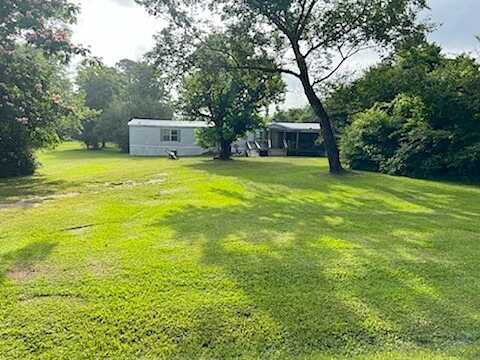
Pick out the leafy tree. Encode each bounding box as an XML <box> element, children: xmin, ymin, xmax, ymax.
<box><xmin>332</xmin><ymin>42</ymin><xmax>480</xmax><ymax>179</ymax></box>
<box><xmin>0</xmin><ymin>48</ymin><xmax>83</xmax><ymax>176</ymax></box>
<box><xmin>76</xmin><ymin>62</ymin><xmax>123</xmax><ymax>111</ymax></box>
<box><xmin>101</xmin><ymin>97</ymin><xmax>172</xmax><ymax>153</ymax></box>
<box><xmin>73</xmin><ymin>111</ymin><xmax>104</xmax><ymax>150</ymax></box>
<box><xmin>116</xmin><ymin>59</ymin><xmax>170</xmax><ymax>107</ymax></box>
<box><xmin>342</xmin><ymin>91</ymin><xmax>480</xmax><ymax>179</ymax></box>
<box><xmin>75</xmin><ymin>62</ymin><xmax>124</xmax><ymax>148</ymax></box>
<box><xmin>325</xmin><ymin>42</ymin><xmax>444</xmax><ymax>131</ymax></box>
<box><xmin>99</xmin><ymin>99</ymin><xmax>130</xmax><ymax>152</ymax></box>
<box><xmin>0</xmin><ymin>0</ymin><xmax>86</xmax><ymax>177</ymax></box>
<box><xmin>58</xmin><ymin>94</ymin><xmax>99</xmax><ymax>143</ymax></box>
<box><xmin>177</xmin><ymin>34</ymin><xmax>285</xmax><ymax>160</ymax></box>
<box><xmin>138</xmin><ymin>0</ymin><xmax>429</xmax><ymax>174</ymax></box>
<box><xmin>271</xmin><ymin>106</ymin><xmax>315</xmax><ymax>123</ymax></box>
<box><xmin>75</xmin><ymin>59</ymin><xmax>172</xmax><ymax>152</ymax></box>
<box><xmin>1</xmin><ymin>0</ymin><xmax>85</xmax><ymax>61</ymax></box>
<box><xmin>107</xmin><ymin>59</ymin><xmax>173</xmax><ymax>152</ymax></box>
<box><xmin>341</xmin><ymin>95</ymin><xmax>426</xmax><ymax>173</ymax></box>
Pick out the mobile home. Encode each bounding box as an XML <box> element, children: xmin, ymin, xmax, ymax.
<box><xmin>128</xmin><ymin>118</ymin><xmax>324</xmax><ymax>157</ymax></box>
<box><xmin>128</xmin><ymin>118</ymin><xmax>211</xmax><ymax>156</ymax></box>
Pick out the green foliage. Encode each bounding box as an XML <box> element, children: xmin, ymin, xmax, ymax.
<box><xmin>178</xmin><ymin>34</ymin><xmax>285</xmax><ymax>159</ymax></box>
<box><xmin>0</xmin><ymin>119</ymin><xmax>37</xmax><ymax>177</ymax></box>
<box><xmin>195</xmin><ymin>127</ymin><xmax>217</xmax><ymax>150</ymax></box>
<box><xmin>75</xmin><ymin>62</ymin><xmax>123</xmax><ymax>149</ymax></box>
<box><xmin>105</xmin><ymin>60</ymin><xmax>172</xmax><ymax>152</ymax></box>
<box><xmin>76</xmin><ymin>62</ymin><xmax>123</xmax><ymax>112</ymax></box>
<box><xmin>99</xmin><ymin>99</ymin><xmax>130</xmax><ymax>152</ymax></box>
<box><xmin>341</xmin><ymin>106</ymin><xmax>400</xmax><ymax>172</ymax></box>
<box><xmin>55</xmin><ymin>93</ymin><xmax>97</xmax><ymax>141</ymax></box>
<box><xmin>332</xmin><ymin>42</ymin><xmax>480</xmax><ymax>179</ymax></box>
<box><xmin>75</xmin><ymin>60</ymin><xmax>172</xmax><ymax>152</ymax></box>
<box><xmin>325</xmin><ymin>43</ymin><xmax>444</xmax><ymax>131</ymax></box>
<box><xmin>1</xmin><ymin>0</ymin><xmax>86</xmax><ymax>61</ymax></box>
<box><xmin>342</xmin><ymin>93</ymin><xmax>480</xmax><ymax>179</ymax></box>
<box><xmin>0</xmin><ymin>0</ymin><xmax>84</xmax><ymax>177</ymax></box>
<box><xmin>271</xmin><ymin>106</ymin><xmax>316</xmax><ymax>123</ymax></box>
<box><xmin>141</xmin><ymin>0</ymin><xmax>429</xmax><ymax>86</ymax></box>
<box><xmin>139</xmin><ymin>0</ymin><xmax>430</xmax><ymax>172</ymax></box>
<box><xmin>0</xmin><ymin>47</ymin><xmax>80</xmax><ymax>177</ymax></box>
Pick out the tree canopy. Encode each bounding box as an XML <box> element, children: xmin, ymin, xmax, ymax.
<box><xmin>0</xmin><ymin>0</ymin><xmax>86</xmax><ymax>177</ymax></box>
<box><xmin>337</xmin><ymin>42</ymin><xmax>480</xmax><ymax>179</ymax></box>
<box><xmin>271</xmin><ymin>106</ymin><xmax>315</xmax><ymax>123</ymax></box>
<box><xmin>178</xmin><ymin>34</ymin><xmax>285</xmax><ymax>160</ymax></box>
<box><xmin>138</xmin><ymin>0</ymin><xmax>430</xmax><ymax>173</ymax></box>
<box><xmin>74</xmin><ymin>59</ymin><xmax>172</xmax><ymax>151</ymax></box>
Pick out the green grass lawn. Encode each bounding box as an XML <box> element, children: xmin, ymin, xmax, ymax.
<box><xmin>1</xmin><ymin>142</ymin><xmax>479</xmax><ymax>359</ymax></box>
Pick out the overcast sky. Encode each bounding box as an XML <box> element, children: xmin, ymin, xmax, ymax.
<box><xmin>72</xmin><ymin>0</ymin><xmax>479</xmax><ymax>108</ymax></box>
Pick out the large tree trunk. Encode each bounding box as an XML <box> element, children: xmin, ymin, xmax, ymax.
<box><xmin>302</xmin><ymin>80</ymin><xmax>343</xmax><ymax>174</ymax></box>
<box><xmin>290</xmin><ymin>40</ymin><xmax>343</xmax><ymax>174</ymax></box>
<box><xmin>218</xmin><ymin>140</ymin><xmax>232</xmax><ymax>160</ymax></box>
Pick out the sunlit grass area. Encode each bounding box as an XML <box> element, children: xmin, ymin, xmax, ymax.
<box><xmin>0</xmin><ymin>142</ymin><xmax>479</xmax><ymax>359</ymax></box>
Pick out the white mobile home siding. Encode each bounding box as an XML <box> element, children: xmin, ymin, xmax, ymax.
<box><xmin>129</xmin><ymin>119</ymin><xmax>210</xmax><ymax>156</ymax></box>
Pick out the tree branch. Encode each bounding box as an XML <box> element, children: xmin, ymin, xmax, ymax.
<box><xmin>248</xmin><ymin>0</ymin><xmax>291</xmax><ymax>35</ymax></box>
<box><xmin>303</xmin><ymin>2</ymin><xmax>370</xmax><ymax>59</ymax></box>
<box><xmin>297</xmin><ymin>0</ymin><xmax>318</xmax><ymax>37</ymax></box>
<box><xmin>230</xmin><ymin>65</ymin><xmax>300</xmax><ymax>78</ymax></box>
<box><xmin>312</xmin><ymin>46</ymin><xmax>369</xmax><ymax>86</ymax></box>
<box><xmin>295</xmin><ymin>0</ymin><xmax>309</xmax><ymax>33</ymax></box>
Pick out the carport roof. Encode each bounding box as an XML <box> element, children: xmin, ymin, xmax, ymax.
<box><xmin>268</xmin><ymin>122</ymin><xmax>321</xmax><ymax>132</ymax></box>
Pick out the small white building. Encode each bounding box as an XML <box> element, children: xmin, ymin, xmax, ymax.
<box><xmin>128</xmin><ymin>118</ymin><xmax>211</xmax><ymax>156</ymax></box>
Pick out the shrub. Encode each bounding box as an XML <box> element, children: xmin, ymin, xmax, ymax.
<box><xmin>449</xmin><ymin>143</ymin><xmax>480</xmax><ymax>178</ymax></box>
<box><xmin>74</xmin><ymin>117</ymin><xmax>103</xmax><ymax>150</ymax></box>
<box><xmin>342</xmin><ymin>94</ymin><xmax>480</xmax><ymax>179</ymax></box>
<box><xmin>0</xmin><ymin>126</ymin><xmax>37</xmax><ymax>178</ymax></box>
<box><xmin>341</xmin><ymin>106</ymin><xmax>401</xmax><ymax>172</ymax></box>
<box><xmin>330</xmin><ymin>43</ymin><xmax>480</xmax><ymax>179</ymax></box>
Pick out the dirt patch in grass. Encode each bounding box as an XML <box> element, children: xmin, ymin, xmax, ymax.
<box><xmin>0</xmin><ymin>174</ymin><xmax>168</xmax><ymax>211</ymax></box>
<box><xmin>8</xmin><ymin>262</ymin><xmax>82</xmax><ymax>284</ymax></box>
<box><xmin>104</xmin><ymin>173</ymin><xmax>167</xmax><ymax>189</ymax></box>
<box><xmin>18</xmin><ymin>293</ymin><xmax>84</xmax><ymax>305</ymax></box>
<box><xmin>88</xmin><ymin>260</ymin><xmax>113</xmax><ymax>278</ymax></box>
<box><xmin>0</xmin><ymin>192</ymin><xmax>80</xmax><ymax>211</ymax></box>
<box><xmin>0</xmin><ymin>198</ymin><xmax>43</xmax><ymax>210</ymax></box>
<box><xmin>157</xmin><ymin>189</ymin><xmax>181</xmax><ymax>196</ymax></box>
<box><xmin>145</xmin><ymin>178</ymin><xmax>167</xmax><ymax>185</ymax></box>
<box><xmin>108</xmin><ymin>180</ymin><xmax>138</xmax><ymax>187</ymax></box>
<box><xmin>7</xmin><ymin>263</ymin><xmax>52</xmax><ymax>283</ymax></box>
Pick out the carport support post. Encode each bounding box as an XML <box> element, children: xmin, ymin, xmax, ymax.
<box><xmin>296</xmin><ymin>132</ymin><xmax>299</xmax><ymax>150</ymax></box>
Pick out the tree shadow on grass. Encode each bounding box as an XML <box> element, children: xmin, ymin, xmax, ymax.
<box><xmin>43</xmin><ymin>146</ymin><xmax>168</xmax><ymax>162</ymax></box>
<box><xmin>187</xmin><ymin>158</ymin><xmax>480</xmax><ymax>227</ymax></box>
<box><xmin>40</xmin><ymin>145</ymin><xmax>127</xmax><ymax>160</ymax></box>
<box><xmin>0</xmin><ymin>242</ymin><xmax>57</xmax><ymax>284</ymax></box>
<box><xmin>149</xmin><ymin>161</ymin><xmax>480</xmax><ymax>356</ymax></box>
